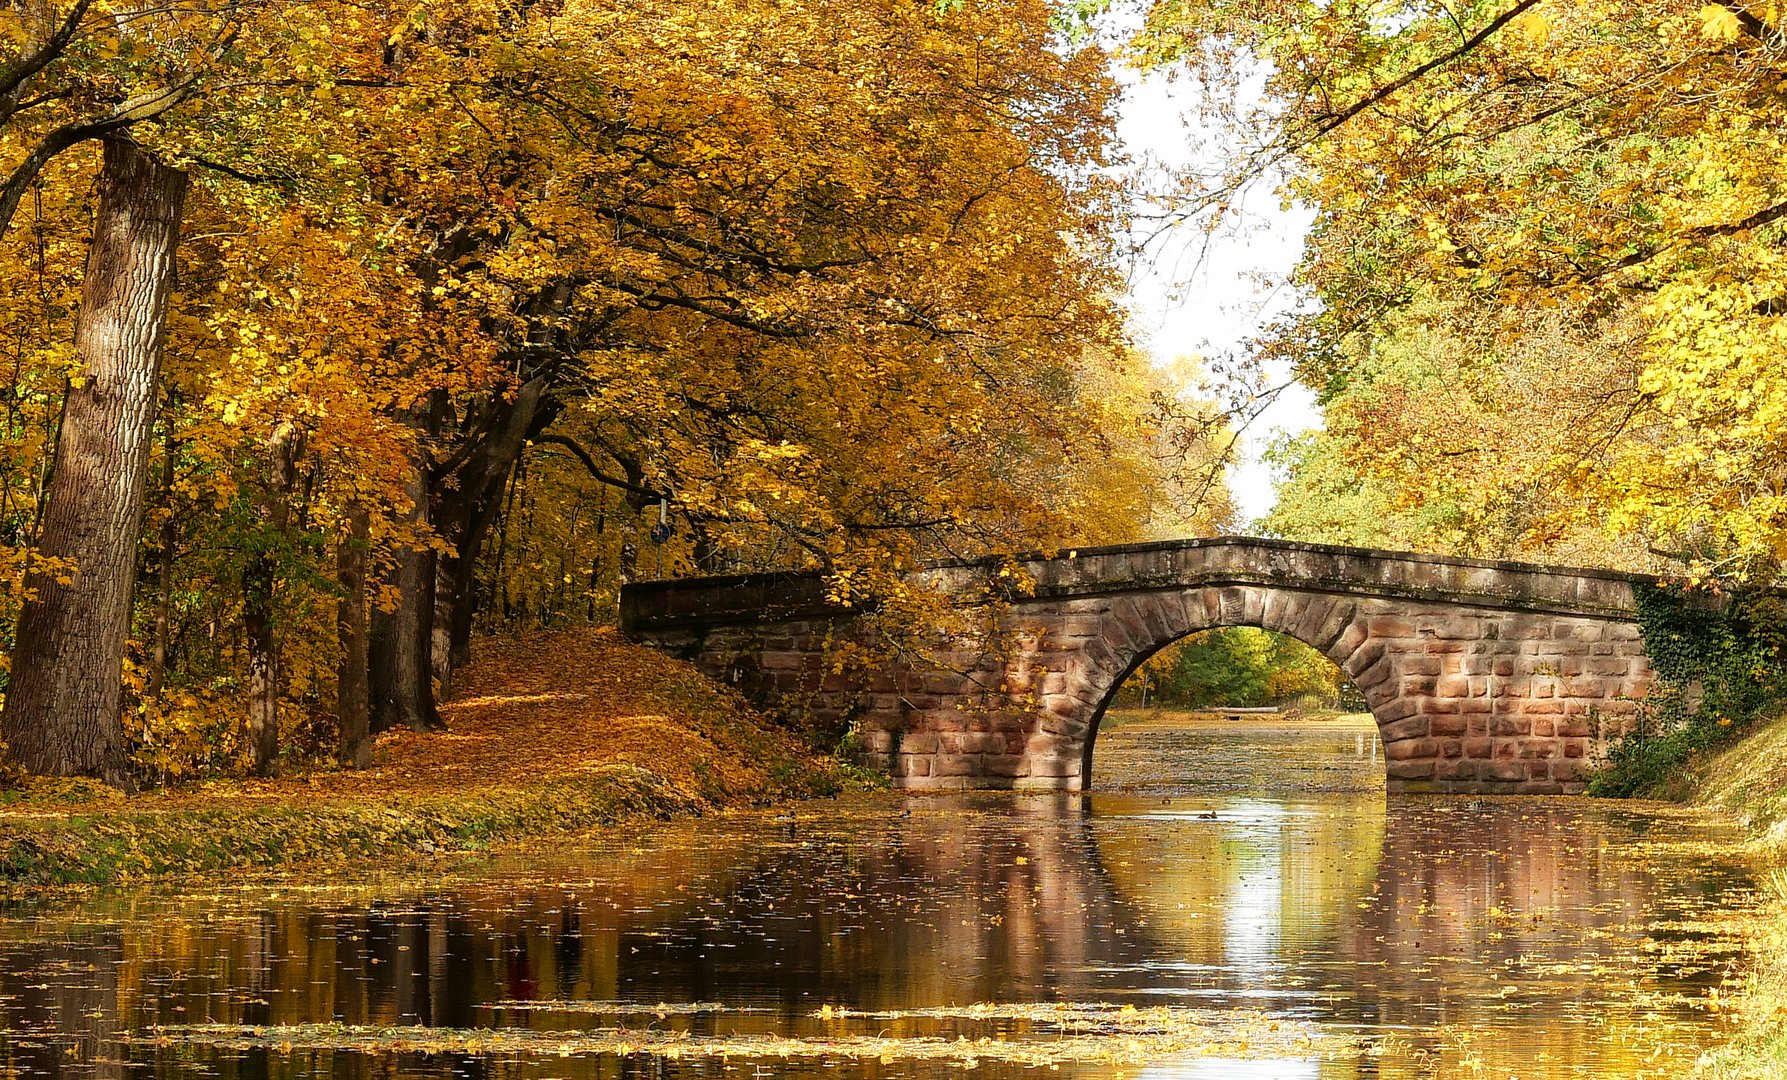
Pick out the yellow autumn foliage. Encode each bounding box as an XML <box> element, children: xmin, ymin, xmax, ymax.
<box><xmin>1136</xmin><ymin>0</ymin><xmax>1787</xmax><ymax>582</ymax></box>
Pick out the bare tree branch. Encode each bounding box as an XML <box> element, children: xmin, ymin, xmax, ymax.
<box><xmin>1305</xmin><ymin>0</ymin><xmax>1547</xmax><ymax>141</ymax></box>
<box><xmin>533</xmin><ymin>433</ymin><xmax>666</xmax><ymax>499</ymax></box>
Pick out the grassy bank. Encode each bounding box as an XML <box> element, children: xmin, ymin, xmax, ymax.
<box><xmin>1657</xmin><ymin>713</ymin><xmax>1787</xmax><ymax>859</ymax></box>
<box><xmin>1657</xmin><ymin>714</ymin><xmax>1787</xmax><ymax>1077</ymax></box>
<box><xmin>0</xmin><ymin>628</ymin><xmax>850</xmax><ymax>895</ymax></box>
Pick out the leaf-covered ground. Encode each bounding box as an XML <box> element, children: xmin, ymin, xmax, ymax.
<box><xmin>0</xmin><ymin>628</ymin><xmax>848</xmax><ymax>894</ymax></box>
<box><xmin>1661</xmin><ymin>712</ymin><xmax>1787</xmax><ymax>859</ymax></box>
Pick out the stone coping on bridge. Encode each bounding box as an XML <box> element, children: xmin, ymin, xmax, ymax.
<box><xmin>619</xmin><ymin>536</ymin><xmax>1649</xmax><ymax>634</ymax></box>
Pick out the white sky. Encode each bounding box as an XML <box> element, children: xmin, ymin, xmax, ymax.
<box><xmin>1114</xmin><ymin>69</ymin><xmax>1322</xmax><ymax>527</ymax></box>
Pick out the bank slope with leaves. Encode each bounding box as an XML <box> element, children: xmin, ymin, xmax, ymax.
<box><xmin>0</xmin><ymin>629</ymin><xmax>851</xmax><ymax>893</ymax></box>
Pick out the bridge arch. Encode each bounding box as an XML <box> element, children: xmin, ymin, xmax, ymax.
<box><xmin>621</xmin><ymin>538</ymin><xmax>1656</xmax><ymax>795</ymax></box>
<box><xmin>1072</xmin><ymin>587</ymin><xmax>1378</xmax><ymax>788</ymax></box>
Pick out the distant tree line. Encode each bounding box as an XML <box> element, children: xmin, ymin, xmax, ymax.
<box><xmin>1121</xmin><ymin>628</ymin><xmax>1360</xmax><ymax>711</ymax></box>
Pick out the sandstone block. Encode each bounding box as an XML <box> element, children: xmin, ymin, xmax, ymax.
<box><xmin>1437</xmin><ymin>758</ymin><xmax>1478</xmax><ymax>779</ymax></box>
<box><xmin>1370</xmin><ymin>616</ymin><xmax>1415</xmax><ymax>637</ymax></box>
<box><xmin>1560</xmin><ymin>677</ymin><xmax>1607</xmax><ymax>699</ymax></box>
<box><xmin>1490</xmin><ymin>715</ymin><xmax>1531</xmax><ymax>737</ymax></box>
<box><xmin>1382</xmin><ymin>716</ymin><xmax>1430</xmax><ymax>742</ymax></box>
<box><xmin>1312</xmin><ymin>601</ymin><xmax>1360</xmax><ymax>654</ymax></box>
<box><xmin>1387</xmin><ymin>760</ymin><xmax>1435</xmax><ymax>780</ymax></box>
<box><xmin>1431</xmin><ymin>619</ymin><xmax>1484</xmax><ymax>640</ymax></box>
<box><xmin>984</xmin><ymin>754</ymin><xmax>1031</xmax><ymax>777</ymax></box>
<box><xmin>1327</xmin><ymin>621</ymin><xmax>1368</xmax><ymax>664</ymax></box>
<box><xmin>1484</xmin><ymin>760</ymin><xmax>1527</xmax><ymax>782</ymax></box>
<box><xmin>1558</xmin><ymin>716</ymin><xmax>1593</xmax><ymax>738</ymax></box>
<box><xmin>1431</xmin><ymin>714</ymin><xmax>1469</xmax><ymax>737</ymax></box>
<box><xmin>934</xmin><ymin>754</ymin><xmax>980</xmax><ymax>777</ymax></box>
<box><xmin>1435</xmin><ymin>675</ymin><xmax>1472</xmax><ymax>698</ymax></box>
<box><xmin>943</xmin><ymin>732</ymin><xmax>1005</xmax><ymax>754</ymax></box>
<box><xmin>1355</xmin><ymin>655</ymin><xmax>1394</xmax><ymax>697</ymax></box>
<box><xmin>899</xmin><ymin>732</ymin><xmax>940</xmax><ymax>754</ymax></box>
<box><xmin>1384</xmin><ymin>736</ymin><xmax>1437</xmax><ymax>760</ymax></box>
<box><xmin>1288</xmin><ymin>595</ymin><xmax>1338</xmax><ymax>646</ymax></box>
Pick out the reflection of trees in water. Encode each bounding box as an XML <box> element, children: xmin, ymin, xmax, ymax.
<box><xmin>0</xmin><ymin>801</ymin><xmax>1139</xmax><ymax>1066</ymax></box>
<box><xmin>0</xmin><ymin>931</ymin><xmax>124</xmax><ymax>1080</ymax></box>
<box><xmin>1089</xmin><ymin>716</ymin><xmax>1385</xmax><ymax>796</ymax></box>
<box><xmin>0</xmin><ymin>796</ymin><xmax>1756</xmax><ymax>1079</ymax></box>
<box><xmin>1324</xmin><ymin>800</ymin><xmax>1753</xmax><ymax>1068</ymax></box>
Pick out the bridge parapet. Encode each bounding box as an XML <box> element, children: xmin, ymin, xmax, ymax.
<box><xmin>620</xmin><ymin>538</ymin><xmax>1656</xmax><ymax>795</ymax></box>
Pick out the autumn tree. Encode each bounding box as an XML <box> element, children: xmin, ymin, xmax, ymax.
<box><xmin>322</xmin><ymin>0</ymin><xmax>1226</xmax><ymax>722</ymax></box>
<box><xmin>0</xmin><ymin>0</ymin><xmax>1236</xmax><ymax>782</ymax></box>
<box><xmin>1132</xmin><ymin>0</ymin><xmax>1787</xmax><ymax>581</ymax></box>
<box><xmin>0</xmin><ymin>0</ymin><xmax>380</xmax><ymax>777</ymax></box>
<box><xmin>3</xmin><ymin>138</ymin><xmax>185</xmax><ymax>781</ymax></box>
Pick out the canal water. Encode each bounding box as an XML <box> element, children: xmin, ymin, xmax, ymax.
<box><xmin>0</xmin><ymin>712</ymin><xmax>1764</xmax><ymax>1078</ymax></box>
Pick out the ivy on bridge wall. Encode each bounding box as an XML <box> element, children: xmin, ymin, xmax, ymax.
<box><xmin>1591</xmin><ymin>584</ymin><xmax>1787</xmax><ymax>796</ymax></box>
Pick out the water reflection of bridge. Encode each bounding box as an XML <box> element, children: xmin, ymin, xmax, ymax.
<box><xmin>0</xmin><ymin>792</ymin><xmax>1751</xmax><ymax>1078</ymax></box>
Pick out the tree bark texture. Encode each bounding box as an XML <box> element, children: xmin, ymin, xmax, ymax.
<box><xmin>336</xmin><ymin>503</ymin><xmax>372</xmax><ymax>768</ymax></box>
<box><xmin>2</xmin><ymin>138</ymin><xmax>186</xmax><ymax>783</ymax></box>
<box><xmin>243</xmin><ymin>421</ymin><xmax>304</xmax><ymax>776</ymax></box>
<box><xmin>371</xmin><ymin>436</ymin><xmax>443</xmax><ymax>733</ymax></box>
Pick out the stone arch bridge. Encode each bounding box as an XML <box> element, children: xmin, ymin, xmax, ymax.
<box><xmin>619</xmin><ymin>538</ymin><xmax>1655</xmax><ymax>795</ymax></box>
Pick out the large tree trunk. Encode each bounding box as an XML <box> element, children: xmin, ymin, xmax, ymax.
<box><xmin>2</xmin><ymin>138</ymin><xmax>186</xmax><ymax>783</ymax></box>
<box><xmin>429</xmin><ymin>377</ymin><xmax>554</xmax><ymax>692</ymax></box>
<box><xmin>370</xmin><ymin>438</ymin><xmax>443</xmax><ymax>733</ymax></box>
<box><xmin>336</xmin><ymin>503</ymin><xmax>372</xmax><ymax>768</ymax></box>
<box><xmin>243</xmin><ymin>421</ymin><xmax>305</xmax><ymax>777</ymax></box>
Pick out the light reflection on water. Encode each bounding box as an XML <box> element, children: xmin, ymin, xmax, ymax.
<box><xmin>1140</xmin><ymin>1061</ymin><xmax>1325</xmax><ymax>1079</ymax></box>
<box><xmin>0</xmin><ymin>713</ymin><xmax>1761</xmax><ymax>1079</ymax></box>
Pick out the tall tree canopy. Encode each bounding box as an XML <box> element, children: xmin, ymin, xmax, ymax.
<box><xmin>1134</xmin><ymin>0</ymin><xmax>1787</xmax><ymax>580</ymax></box>
<box><xmin>0</xmin><ymin>0</ymin><xmax>1234</xmax><ymax>780</ymax></box>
